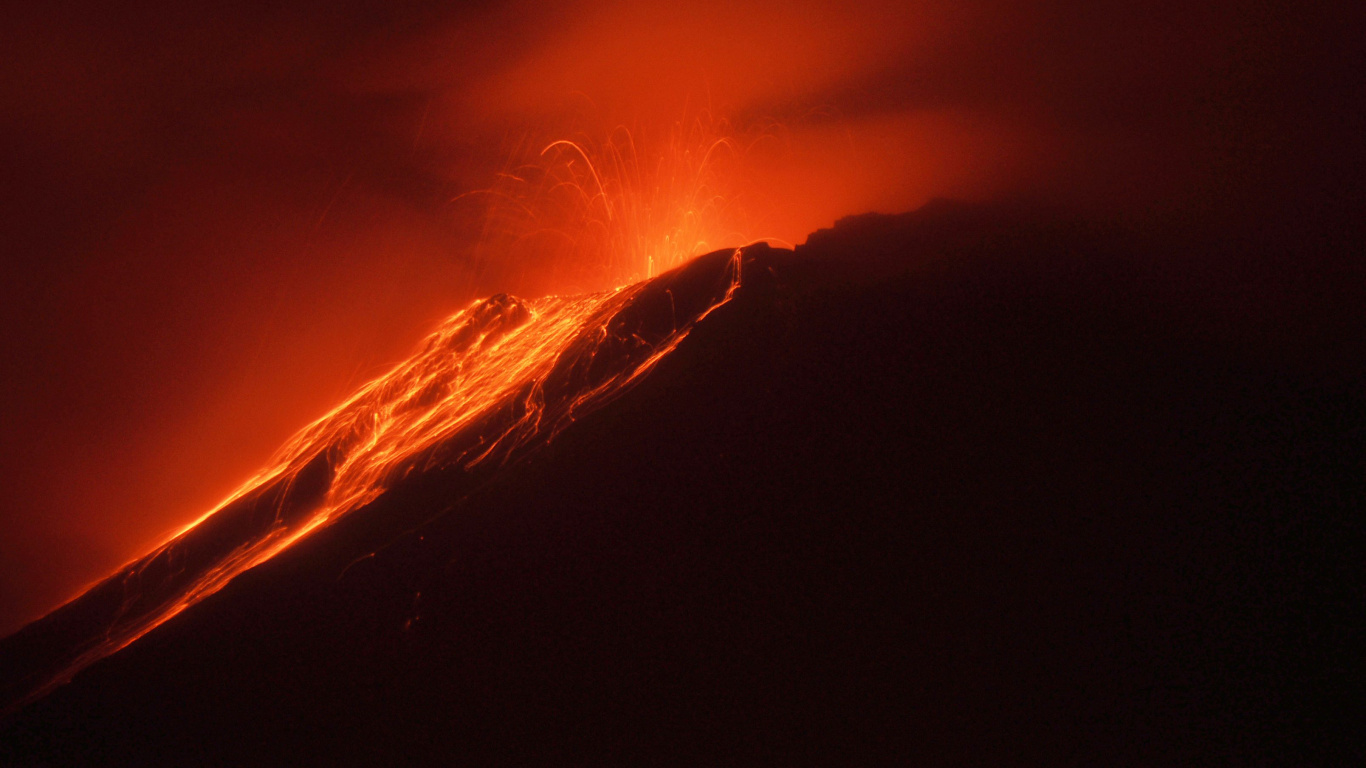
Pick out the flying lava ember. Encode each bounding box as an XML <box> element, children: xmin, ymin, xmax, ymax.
<box><xmin>458</xmin><ymin>114</ymin><xmax>771</xmax><ymax>294</ymax></box>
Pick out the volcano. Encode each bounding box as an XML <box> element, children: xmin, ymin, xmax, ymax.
<box><xmin>1</xmin><ymin>201</ymin><xmax>1360</xmax><ymax>764</ymax></box>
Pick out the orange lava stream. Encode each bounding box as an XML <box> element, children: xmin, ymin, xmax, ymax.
<box><xmin>26</xmin><ymin>248</ymin><xmax>743</xmax><ymax>706</ymax></box>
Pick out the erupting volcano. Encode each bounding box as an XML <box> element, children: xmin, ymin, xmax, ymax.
<box><xmin>2</xmin><ymin>0</ymin><xmax>1361</xmax><ymax>763</ymax></box>
<box><xmin>4</xmin><ymin>198</ymin><xmax>1361</xmax><ymax>762</ymax></box>
<box><xmin>2</xmin><ymin>240</ymin><xmax>745</xmax><ymax>712</ymax></box>
<box><xmin>4</xmin><ymin>109</ymin><xmax>773</xmax><ymax>711</ymax></box>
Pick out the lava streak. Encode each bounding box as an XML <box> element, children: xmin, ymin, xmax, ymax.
<box><xmin>6</xmin><ymin>246</ymin><xmax>745</xmax><ymax>711</ymax></box>
<box><xmin>459</xmin><ymin>115</ymin><xmax>774</xmax><ymax>296</ymax></box>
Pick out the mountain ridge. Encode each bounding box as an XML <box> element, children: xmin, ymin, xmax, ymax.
<box><xmin>2</xmin><ymin>200</ymin><xmax>1360</xmax><ymax>764</ymax></box>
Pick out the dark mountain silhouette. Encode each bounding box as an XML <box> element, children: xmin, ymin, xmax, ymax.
<box><xmin>1</xmin><ymin>200</ymin><xmax>1360</xmax><ymax>764</ymax></box>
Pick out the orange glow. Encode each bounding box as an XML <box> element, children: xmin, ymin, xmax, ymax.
<box><xmin>2</xmin><ymin>1</ymin><xmax>1023</xmax><ymax>636</ymax></box>
<box><xmin>442</xmin><ymin>0</ymin><xmax>940</xmax><ymax>125</ymax></box>
<box><xmin>14</xmin><ymin>124</ymin><xmax>748</xmax><ymax>704</ymax></box>
<box><xmin>457</xmin><ymin>114</ymin><xmax>780</xmax><ymax>295</ymax></box>
<box><xmin>4</xmin><ymin>0</ymin><xmax>1316</xmax><ymax>666</ymax></box>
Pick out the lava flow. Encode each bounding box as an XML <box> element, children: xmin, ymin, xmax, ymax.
<box><xmin>5</xmin><ymin>237</ymin><xmax>746</xmax><ymax>712</ymax></box>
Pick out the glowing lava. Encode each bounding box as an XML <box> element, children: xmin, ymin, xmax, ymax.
<box><xmin>8</xmin><ymin>244</ymin><xmax>746</xmax><ymax>713</ymax></box>
<box><xmin>1</xmin><ymin>108</ymin><xmax>780</xmax><ymax>712</ymax></box>
<box><xmin>459</xmin><ymin>115</ymin><xmax>778</xmax><ymax>296</ymax></box>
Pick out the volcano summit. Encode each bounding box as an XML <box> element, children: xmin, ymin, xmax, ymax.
<box><xmin>1</xmin><ymin>202</ymin><xmax>1361</xmax><ymax>764</ymax></box>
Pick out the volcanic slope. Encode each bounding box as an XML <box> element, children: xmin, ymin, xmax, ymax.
<box><xmin>1</xmin><ymin>200</ymin><xmax>1361</xmax><ymax>765</ymax></box>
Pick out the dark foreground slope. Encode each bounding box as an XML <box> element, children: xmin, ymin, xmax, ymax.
<box><xmin>3</xmin><ymin>202</ymin><xmax>1362</xmax><ymax>764</ymax></box>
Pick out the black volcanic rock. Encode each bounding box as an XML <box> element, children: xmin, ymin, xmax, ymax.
<box><xmin>1</xmin><ymin>202</ymin><xmax>1361</xmax><ymax>765</ymax></box>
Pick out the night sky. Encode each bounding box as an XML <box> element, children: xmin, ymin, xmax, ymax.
<box><xmin>0</xmin><ymin>0</ymin><xmax>1357</xmax><ymax>635</ymax></box>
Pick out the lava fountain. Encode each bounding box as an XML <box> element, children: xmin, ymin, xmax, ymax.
<box><xmin>458</xmin><ymin>114</ymin><xmax>780</xmax><ymax>295</ymax></box>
